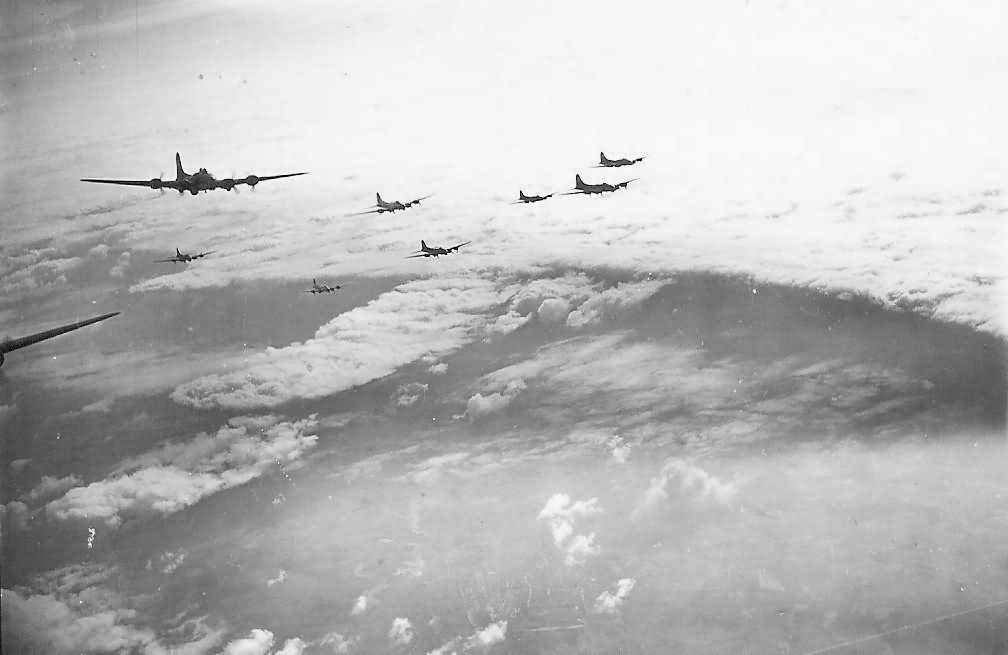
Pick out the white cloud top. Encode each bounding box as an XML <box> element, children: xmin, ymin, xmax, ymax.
<box><xmin>538</xmin><ymin>493</ymin><xmax>603</xmax><ymax>566</ymax></box>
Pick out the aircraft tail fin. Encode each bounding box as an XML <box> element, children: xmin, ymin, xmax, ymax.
<box><xmin>175</xmin><ymin>153</ymin><xmax>185</xmax><ymax>180</ymax></box>
<box><xmin>575</xmin><ymin>174</ymin><xmax>585</xmax><ymax>189</ymax></box>
<box><xmin>176</xmin><ymin>248</ymin><xmax>182</xmax><ymax>256</ymax></box>
<box><xmin>313</xmin><ymin>278</ymin><xmax>316</xmax><ymax>285</ymax></box>
<box><xmin>376</xmin><ymin>192</ymin><xmax>383</xmax><ymax>205</ymax></box>
<box><xmin>520</xmin><ymin>190</ymin><xmax>527</xmax><ymax>199</ymax></box>
<box><xmin>600</xmin><ymin>151</ymin><xmax>607</xmax><ymax>164</ymax></box>
<box><xmin>421</xmin><ymin>240</ymin><xmax>428</xmax><ymax>250</ymax></box>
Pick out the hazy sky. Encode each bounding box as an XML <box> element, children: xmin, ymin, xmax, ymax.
<box><xmin>2</xmin><ymin>2</ymin><xmax>1006</xmax><ymax>654</ymax></box>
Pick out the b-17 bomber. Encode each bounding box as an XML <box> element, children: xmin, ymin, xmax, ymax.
<box><xmin>511</xmin><ymin>190</ymin><xmax>554</xmax><ymax>204</ymax></box>
<box><xmin>594</xmin><ymin>151</ymin><xmax>645</xmax><ymax>168</ymax></box>
<box><xmin>562</xmin><ymin>174</ymin><xmax>638</xmax><ymax>196</ymax></box>
<box><xmin>0</xmin><ymin>312</ymin><xmax>120</xmax><ymax>367</ymax></box>
<box><xmin>154</xmin><ymin>248</ymin><xmax>216</xmax><ymax>264</ymax></box>
<box><xmin>82</xmin><ymin>153</ymin><xmax>308</xmax><ymax>195</ymax></box>
<box><xmin>306</xmin><ymin>278</ymin><xmax>342</xmax><ymax>294</ymax></box>
<box><xmin>349</xmin><ymin>192</ymin><xmax>433</xmax><ymax>216</ymax></box>
<box><xmin>406</xmin><ymin>240</ymin><xmax>471</xmax><ymax>259</ymax></box>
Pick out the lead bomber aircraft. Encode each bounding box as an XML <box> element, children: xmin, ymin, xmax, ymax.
<box><xmin>306</xmin><ymin>279</ymin><xmax>342</xmax><ymax>294</ymax></box>
<box><xmin>1</xmin><ymin>312</ymin><xmax>119</xmax><ymax>367</ymax></box>
<box><xmin>82</xmin><ymin>153</ymin><xmax>308</xmax><ymax>195</ymax></box>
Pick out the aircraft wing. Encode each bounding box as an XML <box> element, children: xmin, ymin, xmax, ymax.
<box><xmin>1</xmin><ymin>312</ymin><xmax>120</xmax><ymax>354</ymax></box>
<box><xmin>617</xmin><ymin>178</ymin><xmax>639</xmax><ymax>188</ymax></box>
<box><xmin>246</xmin><ymin>172</ymin><xmax>309</xmax><ymax>184</ymax></box>
<box><xmin>559</xmin><ymin>190</ymin><xmax>587</xmax><ymax>196</ymax></box>
<box><xmin>406</xmin><ymin>194</ymin><xmax>433</xmax><ymax>206</ymax></box>
<box><xmin>405</xmin><ymin>252</ymin><xmax>433</xmax><ymax>259</ymax></box>
<box><xmin>347</xmin><ymin>209</ymin><xmax>384</xmax><ymax>217</ymax></box>
<box><xmin>81</xmin><ymin>178</ymin><xmax>182</xmax><ymax>190</ymax></box>
<box><xmin>194</xmin><ymin>251</ymin><xmax>216</xmax><ymax>259</ymax></box>
<box><xmin>447</xmin><ymin>241</ymin><xmax>471</xmax><ymax>252</ymax></box>
<box><xmin>153</xmin><ymin>256</ymin><xmax>181</xmax><ymax>263</ymax></box>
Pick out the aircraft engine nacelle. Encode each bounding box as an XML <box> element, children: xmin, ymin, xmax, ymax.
<box><xmin>244</xmin><ymin>175</ymin><xmax>260</xmax><ymax>187</ymax></box>
<box><xmin>149</xmin><ymin>178</ymin><xmax>163</xmax><ymax>189</ymax></box>
<box><xmin>219</xmin><ymin>178</ymin><xmax>236</xmax><ymax>191</ymax></box>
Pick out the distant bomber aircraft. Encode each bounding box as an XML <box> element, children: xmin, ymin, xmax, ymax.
<box><xmin>82</xmin><ymin>153</ymin><xmax>308</xmax><ymax>195</ymax></box>
<box><xmin>562</xmin><ymin>174</ymin><xmax>638</xmax><ymax>196</ymax></box>
<box><xmin>349</xmin><ymin>193</ymin><xmax>433</xmax><ymax>216</ymax></box>
<box><xmin>154</xmin><ymin>248</ymin><xmax>215</xmax><ymax>264</ymax></box>
<box><xmin>405</xmin><ymin>240</ymin><xmax>471</xmax><ymax>258</ymax></box>
<box><xmin>306</xmin><ymin>278</ymin><xmax>342</xmax><ymax>294</ymax></box>
<box><xmin>595</xmin><ymin>152</ymin><xmax>645</xmax><ymax>168</ymax></box>
<box><xmin>511</xmin><ymin>190</ymin><xmax>553</xmax><ymax>204</ymax></box>
<box><xmin>0</xmin><ymin>312</ymin><xmax>119</xmax><ymax>367</ymax></box>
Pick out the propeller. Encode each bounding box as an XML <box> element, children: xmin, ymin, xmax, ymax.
<box><xmin>244</xmin><ymin>174</ymin><xmax>260</xmax><ymax>190</ymax></box>
<box><xmin>150</xmin><ymin>172</ymin><xmax>166</xmax><ymax>195</ymax></box>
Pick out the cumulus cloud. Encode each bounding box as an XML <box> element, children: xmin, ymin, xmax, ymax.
<box><xmin>47</xmin><ymin>415</ymin><xmax>319</xmax><ymax>527</ymax></box>
<box><xmin>109</xmin><ymin>251</ymin><xmax>131</xmax><ymax>278</ymax></box>
<box><xmin>564</xmin><ymin>280</ymin><xmax>664</xmax><ymax>327</ymax></box>
<box><xmin>171</xmin><ymin>277</ymin><xmax>511</xmax><ymax>410</ymax></box>
<box><xmin>388</xmin><ymin>617</ymin><xmax>414</xmax><ymax>646</ymax></box>
<box><xmin>275</xmin><ymin>637</ymin><xmax>308</xmax><ymax>655</ymax></box>
<box><xmin>608</xmin><ymin>436</ymin><xmax>631</xmax><ymax>464</ymax></box>
<box><xmin>536</xmin><ymin>297</ymin><xmax>571</xmax><ymax>324</ymax></box>
<box><xmin>632</xmin><ymin>459</ymin><xmax>737</xmax><ymax>520</ymax></box>
<box><xmin>393</xmin><ymin>382</ymin><xmax>428</xmax><ymax>407</ymax></box>
<box><xmin>159</xmin><ymin>548</ymin><xmax>187</xmax><ymax>575</ymax></box>
<box><xmin>25</xmin><ymin>474</ymin><xmax>81</xmax><ymax>504</ymax></box>
<box><xmin>266</xmin><ymin>569</ymin><xmax>287</xmax><ymax>587</ymax></box>
<box><xmin>464</xmin><ymin>620</ymin><xmax>507</xmax><ymax>649</ymax></box>
<box><xmin>537</xmin><ymin>493</ymin><xmax>603</xmax><ymax>566</ymax></box>
<box><xmin>485</xmin><ymin>310</ymin><xmax>531</xmax><ymax>336</ymax></box>
<box><xmin>593</xmin><ymin>578</ymin><xmax>636</xmax><ymax>617</ymax></box>
<box><xmin>2</xmin><ymin>501</ymin><xmax>31</xmax><ymax>531</ymax></box>
<box><xmin>318</xmin><ymin>631</ymin><xmax>356</xmax><ymax>654</ymax></box>
<box><xmin>427</xmin><ymin>362</ymin><xmax>448</xmax><ymax>375</ymax></box>
<box><xmin>9</xmin><ymin>458</ymin><xmax>31</xmax><ymax>474</ymax></box>
<box><xmin>88</xmin><ymin>243</ymin><xmax>110</xmax><ymax>259</ymax></box>
<box><xmin>463</xmin><ymin>378</ymin><xmax>526</xmax><ymax>421</ymax></box>
<box><xmin>222</xmin><ymin>628</ymin><xmax>274</xmax><ymax>655</ymax></box>
<box><xmin>1</xmin><ymin>564</ymin><xmax>222</xmax><ymax>655</ymax></box>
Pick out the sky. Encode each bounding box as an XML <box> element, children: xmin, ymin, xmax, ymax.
<box><xmin>1</xmin><ymin>1</ymin><xmax>1007</xmax><ymax>654</ymax></box>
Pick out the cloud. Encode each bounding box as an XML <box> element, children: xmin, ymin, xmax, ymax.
<box><xmin>564</xmin><ymin>279</ymin><xmax>664</xmax><ymax>327</ymax></box>
<box><xmin>25</xmin><ymin>474</ymin><xmax>81</xmax><ymax>504</ymax></box>
<box><xmin>1</xmin><ymin>564</ymin><xmax>222</xmax><ymax>655</ymax></box>
<box><xmin>159</xmin><ymin>549</ymin><xmax>187</xmax><ymax>575</ymax></box>
<box><xmin>171</xmin><ymin>277</ymin><xmax>512</xmax><ymax>410</ymax></box>
<box><xmin>9</xmin><ymin>458</ymin><xmax>31</xmax><ymax>474</ymax></box>
<box><xmin>88</xmin><ymin>243</ymin><xmax>110</xmax><ymax>259</ymax></box>
<box><xmin>427</xmin><ymin>362</ymin><xmax>448</xmax><ymax>375</ymax></box>
<box><xmin>632</xmin><ymin>459</ymin><xmax>737</xmax><ymax>520</ymax></box>
<box><xmin>608</xmin><ymin>436</ymin><xmax>631</xmax><ymax>464</ymax></box>
<box><xmin>318</xmin><ymin>631</ymin><xmax>357</xmax><ymax>654</ymax></box>
<box><xmin>47</xmin><ymin>415</ymin><xmax>319</xmax><ymax>527</ymax></box>
<box><xmin>537</xmin><ymin>493</ymin><xmax>603</xmax><ymax>566</ymax></box>
<box><xmin>109</xmin><ymin>251</ymin><xmax>131</xmax><ymax>278</ymax></box>
<box><xmin>485</xmin><ymin>310</ymin><xmax>531</xmax><ymax>336</ymax></box>
<box><xmin>393</xmin><ymin>382</ymin><xmax>428</xmax><ymax>407</ymax></box>
<box><xmin>388</xmin><ymin>617</ymin><xmax>414</xmax><ymax>646</ymax></box>
<box><xmin>593</xmin><ymin>578</ymin><xmax>636</xmax><ymax>617</ymax></box>
<box><xmin>275</xmin><ymin>637</ymin><xmax>308</xmax><ymax>655</ymax></box>
<box><xmin>350</xmin><ymin>594</ymin><xmax>369</xmax><ymax>616</ymax></box>
<box><xmin>222</xmin><ymin>628</ymin><xmax>274</xmax><ymax>655</ymax></box>
<box><xmin>2</xmin><ymin>501</ymin><xmax>31</xmax><ymax>531</ymax></box>
<box><xmin>463</xmin><ymin>378</ymin><xmax>526</xmax><ymax>420</ymax></box>
<box><xmin>266</xmin><ymin>570</ymin><xmax>287</xmax><ymax>587</ymax></box>
<box><xmin>536</xmin><ymin>298</ymin><xmax>571</xmax><ymax>324</ymax></box>
<box><xmin>464</xmin><ymin>620</ymin><xmax>507</xmax><ymax>649</ymax></box>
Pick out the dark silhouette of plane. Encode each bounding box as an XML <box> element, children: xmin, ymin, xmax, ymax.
<box><xmin>82</xmin><ymin>153</ymin><xmax>308</xmax><ymax>195</ymax></box>
<box><xmin>405</xmin><ymin>240</ymin><xmax>471</xmax><ymax>258</ymax></box>
<box><xmin>306</xmin><ymin>278</ymin><xmax>342</xmax><ymax>294</ymax></box>
<box><xmin>594</xmin><ymin>152</ymin><xmax>645</xmax><ymax>168</ymax></box>
<box><xmin>349</xmin><ymin>192</ymin><xmax>433</xmax><ymax>216</ymax></box>
<box><xmin>1</xmin><ymin>312</ymin><xmax>119</xmax><ymax>367</ymax></box>
<box><xmin>562</xmin><ymin>174</ymin><xmax>638</xmax><ymax>196</ymax></box>
<box><xmin>511</xmin><ymin>190</ymin><xmax>553</xmax><ymax>204</ymax></box>
<box><xmin>154</xmin><ymin>248</ymin><xmax>215</xmax><ymax>263</ymax></box>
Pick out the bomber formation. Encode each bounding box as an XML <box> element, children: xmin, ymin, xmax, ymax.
<box><xmin>2</xmin><ymin>149</ymin><xmax>645</xmax><ymax>367</ymax></box>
